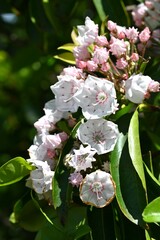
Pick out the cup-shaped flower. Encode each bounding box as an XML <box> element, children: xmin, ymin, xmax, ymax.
<box><xmin>26</xmin><ymin>160</ymin><xmax>54</xmax><ymax>195</ymax></box>
<box><xmin>124</xmin><ymin>74</ymin><xmax>152</xmax><ymax>103</ymax></box>
<box><xmin>51</xmin><ymin>75</ymin><xmax>84</xmax><ymax>112</ymax></box>
<box><xmin>80</xmin><ymin>170</ymin><xmax>116</xmax><ymax>208</ymax></box>
<box><xmin>76</xmin><ymin>16</ymin><xmax>98</xmax><ymax>46</ymax></box>
<box><xmin>77</xmin><ymin>118</ymin><xmax>119</xmax><ymax>155</ymax></box>
<box><xmin>74</xmin><ymin>75</ymin><xmax>118</xmax><ymax>119</ymax></box>
<box><xmin>68</xmin><ymin>144</ymin><xmax>97</xmax><ymax>172</ymax></box>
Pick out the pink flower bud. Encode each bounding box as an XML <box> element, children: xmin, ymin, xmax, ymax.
<box><xmin>116</xmin><ymin>58</ymin><xmax>128</xmax><ymax>69</ymax></box>
<box><xmin>76</xmin><ymin>59</ymin><xmax>87</xmax><ymax>69</ymax></box>
<box><xmin>148</xmin><ymin>80</ymin><xmax>160</xmax><ymax>92</ymax></box>
<box><xmin>86</xmin><ymin>60</ymin><xmax>98</xmax><ymax>71</ymax></box>
<box><xmin>95</xmin><ymin>35</ymin><xmax>108</xmax><ymax>46</ymax></box>
<box><xmin>107</xmin><ymin>20</ymin><xmax>117</xmax><ymax>32</ymax></box>
<box><xmin>139</xmin><ymin>27</ymin><xmax>151</xmax><ymax>43</ymax></box>
<box><xmin>130</xmin><ymin>53</ymin><xmax>139</xmax><ymax>62</ymax></box>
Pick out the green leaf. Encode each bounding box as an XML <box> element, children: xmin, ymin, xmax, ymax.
<box><xmin>128</xmin><ymin>110</ymin><xmax>147</xmax><ymax>196</ymax></box>
<box><xmin>58</xmin><ymin>43</ymin><xmax>75</xmax><ymax>52</ymax></box>
<box><xmin>111</xmin><ymin>133</ymin><xmax>147</xmax><ymax>227</ymax></box>
<box><xmin>92</xmin><ymin>0</ymin><xmax>106</xmax><ymax>22</ymax></box>
<box><xmin>54</xmin><ymin>52</ymin><xmax>75</xmax><ymax>64</ymax></box>
<box><xmin>143</xmin><ymin>197</ymin><xmax>160</xmax><ymax>223</ymax></box>
<box><xmin>93</xmin><ymin>0</ymin><xmax>130</xmax><ymax>26</ymax></box>
<box><xmin>35</xmin><ymin>204</ymin><xmax>90</xmax><ymax>240</ymax></box>
<box><xmin>111</xmin><ymin>102</ymin><xmax>134</xmax><ymax>121</ymax></box>
<box><xmin>0</xmin><ymin>157</ymin><xmax>34</xmax><ymax>186</ymax></box>
<box><xmin>11</xmin><ymin>199</ymin><xmax>47</xmax><ymax>232</ymax></box>
<box><xmin>52</xmin><ymin>119</ymin><xmax>82</xmax><ymax>210</ymax></box>
<box><xmin>110</xmin><ymin>133</ymin><xmax>138</xmax><ymax>224</ymax></box>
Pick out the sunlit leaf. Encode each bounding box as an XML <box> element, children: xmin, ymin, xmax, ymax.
<box><xmin>58</xmin><ymin>43</ymin><xmax>75</xmax><ymax>52</ymax></box>
<box><xmin>54</xmin><ymin>52</ymin><xmax>75</xmax><ymax>64</ymax></box>
<box><xmin>111</xmin><ymin>132</ymin><xmax>148</xmax><ymax>228</ymax></box>
<box><xmin>0</xmin><ymin>157</ymin><xmax>34</xmax><ymax>186</ymax></box>
<box><xmin>143</xmin><ymin>197</ymin><xmax>160</xmax><ymax>223</ymax></box>
<box><xmin>128</xmin><ymin>110</ymin><xmax>147</xmax><ymax>195</ymax></box>
<box><xmin>110</xmin><ymin>133</ymin><xmax>138</xmax><ymax>224</ymax></box>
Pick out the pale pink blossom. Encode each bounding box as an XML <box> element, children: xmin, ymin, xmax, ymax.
<box><xmin>145</xmin><ymin>1</ymin><xmax>154</xmax><ymax>9</ymax></box>
<box><xmin>92</xmin><ymin>46</ymin><xmax>109</xmax><ymax>64</ymax></box>
<box><xmin>74</xmin><ymin>75</ymin><xmax>118</xmax><ymax>119</ymax></box>
<box><xmin>131</xmin><ymin>3</ymin><xmax>148</xmax><ymax>27</ymax></box>
<box><xmin>68</xmin><ymin>172</ymin><xmax>83</xmax><ymax>187</ymax></box>
<box><xmin>139</xmin><ymin>27</ymin><xmax>151</xmax><ymax>42</ymax></box>
<box><xmin>125</xmin><ymin>74</ymin><xmax>153</xmax><ymax>103</ymax></box>
<box><xmin>76</xmin><ymin>60</ymin><xmax>87</xmax><ymax>69</ymax></box>
<box><xmin>116</xmin><ymin>25</ymin><xmax>126</xmax><ymax>39</ymax></box>
<box><xmin>51</xmin><ymin>75</ymin><xmax>84</xmax><ymax>112</ymax></box>
<box><xmin>77</xmin><ymin>118</ymin><xmax>119</xmax><ymax>155</ymax></box>
<box><xmin>73</xmin><ymin>45</ymin><xmax>90</xmax><ymax>61</ymax></box>
<box><xmin>148</xmin><ymin>80</ymin><xmax>160</xmax><ymax>92</ymax></box>
<box><xmin>43</xmin><ymin>99</ymin><xmax>69</xmax><ymax>124</ymax></box>
<box><xmin>95</xmin><ymin>35</ymin><xmax>108</xmax><ymax>46</ymax></box>
<box><xmin>76</xmin><ymin>16</ymin><xmax>98</xmax><ymax>46</ymax></box>
<box><xmin>42</xmin><ymin>132</ymin><xmax>68</xmax><ymax>150</ymax></box>
<box><xmin>68</xmin><ymin>145</ymin><xmax>96</xmax><ymax>172</ymax></box>
<box><xmin>130</xmin><ymin>53</ymin><xmax>139</xmax><ymax>62</ymax></box>
<box><xmin>116</xmin><ymin>58</ymin><xmax>128</xmax><ymax>69</ymax></box>
<box><xmin>109</xmin><ymin>37</ymin><xmax>127</xmax><ymax>57</ymax></box>
<box><xmin>61</xmin><ymin>66</ymin><xmax>85</xmax><ymax>79</ymax></box>
<box><xmin>101</xmin><ymin>62</ymin><xmax>110</xmax><ymax>72</ymax></box>
<box><xmin>125</xmin><ymin>27</ymin><xmax>139</xmax><ymax>43</ymax></box>
<box><xmin>34</xmin><ymin>115</ymin><xmax>55</xmax><ymax>134</ymax></box>
<box><xmin>107</xmin><ymin>20</ymin><xmax>117</xmax><ymax>32</ymax></box>
<box><xmin>79</xmin><ymin>170</ymin><xmax>116</xmax><ymax>208</ymax></box>
<box><xmin>26</xmin><ymin>160</ymin><xmax>54</xmax><ymax>195</ymax></box>
<box><xmin>86</xmin><ymin>60</ymin><xmax>98</xmax><ymax>71</ymax></box>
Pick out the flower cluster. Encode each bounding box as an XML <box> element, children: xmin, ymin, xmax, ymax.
<box><xmin>132</xmin><ymin>0</ymin><xmax>160</xmax><ymax>54</ymax></box>
<box><xmin>26</xmin><ymin>16</ymin><xmax>159</xmax><ymax>208</ymax></box>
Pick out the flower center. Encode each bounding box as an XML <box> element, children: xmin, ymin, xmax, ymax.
<box><xmin>91</xmin><ymin>181</ymin><xmax>103</xmax><ymax>193</ymax></box>
<box><xmin>77</xmin><ymin>153</ymin><xmax>88</xmax><ymax>165</ymax></box>
<box><xmin>92</xmin><ymin>131</ymin><xmax>105</xmax><ymax>144</ymax></box>
<box><xmin>96</xmin><ymin>91</ymin><xmax>108</xmax><ymax>104</ymax></box>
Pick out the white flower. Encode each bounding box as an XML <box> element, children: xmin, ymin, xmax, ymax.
<box><xmin>125</xmin><ymin>74</ymin><xmax>152</xmax><ymax>103</ymax></box>
<box><xmin>26</xmin><ymin>160</ymin><xmax>54</xmax><ymax>195</ymax></box>
<box><xmin>68</xmin><ymin>145</ymin><xmax>96</xmax><ymax>171</ymax></box>
<box><xmin>77</xmin><ymin>118</ymin><xmax>119</xmax><ymax>155</ymax></box>
<box><xmin>44</xmin><ymin>99</ymin><xmax>69</xmax><ymax>123</ymax></box>
<box><xmin>74</xmin><ymin>75</ymin><xmax>118</xmax><ymax>119</ymax></box>
<box><xmin>51</xmin><ymin>75</ymin><xmax>84</xmax><ymax>112</ymax></box>
<box><xmin>76</xmin><ymin>16</ymin><xmax>98</xmax><ymax>46</ymax></box>
<box><xmin>80</xmin><ymin>170</ymin><xmax>116</xmax><ymax>208</ymax></box>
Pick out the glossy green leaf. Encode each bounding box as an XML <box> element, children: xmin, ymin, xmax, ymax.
<box><xmin>58</xmin><ymin>43</ymin><xmax>75</xmax><ymax>52</ymax></box>
<box><xmin>111</xmin><ymin>102</ymin><xmax>134</xmax><ymax>121</ymax></box>
<box><xmin>110</xmin><ymin>133</ymin><xmax>138</xmax><ymax>224</ymax></box>
<box><xmin>0</xmin><ymin>157</ymin><xmax>34</xmax><ymax>186</ymax></box>
<box><xmin>111</xmin><ymin>132</ymin><xmax>147</xmax><ymax>227</ymax></box>
<box><xmin>52</xmin><ymin>119</ymin><xmax>82</xmax><ymax>210</ymax></box>
<box><xmin>128</xmin><ymin>110</ymin><xmax>147</xmax><ymax>196</ymax></box>
<box><xmin>35</xmin><ymin>204</ymin><xmax>90</xmax><ymax>240</ymax></box>
<box><xmin>54</xmin><ymin>52</ymin><xmax>75</xmax><ymax>64</ymax></box>
<box><xmin>11</xmin><ymin>199</ymin><xmax>47</xmax><ymax>232</ymax></box>
<box><xmin>143</xmin><ymin>197</ymin><xmax>160</xmax><ymax>223</ymax></box>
